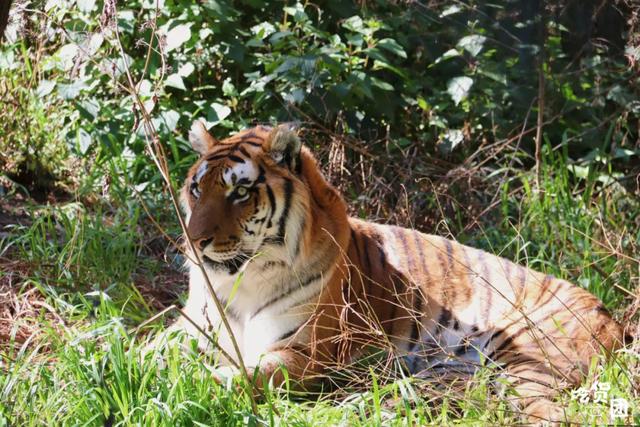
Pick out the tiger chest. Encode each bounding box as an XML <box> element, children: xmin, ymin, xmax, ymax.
<box><xmin>185</xmin><ymin>264</ymin><xmax>320</xmax><ymax>367</ymax></box>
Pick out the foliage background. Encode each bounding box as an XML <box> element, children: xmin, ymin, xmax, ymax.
<box><xmin>0</xmin><ymin>0</ymin><xmax>639</xmax><ymax>425</ymax></box>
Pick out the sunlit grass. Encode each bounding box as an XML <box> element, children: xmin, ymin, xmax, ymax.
<box><xmin>1</xmin><ymin>151</ymin><xmax>638</xmax><ymax>426</ymax></box>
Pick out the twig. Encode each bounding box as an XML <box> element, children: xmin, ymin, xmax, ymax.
<box><xmin>103</xmin><ymin>0</ymin><xmax>260</xmax><ymax>415</ymax></box>
<box><xmin>534</xmin><ymin>5</ymin><xmax>546</xmax><ymax>195</ymax></box>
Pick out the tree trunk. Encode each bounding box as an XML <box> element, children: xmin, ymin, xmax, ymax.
<box><xmin>0</xmin><ymin>0</ymin><xmax>13</xmax><ymax>42</ymax></box>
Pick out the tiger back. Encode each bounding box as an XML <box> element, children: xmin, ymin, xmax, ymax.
<box><xmin>166</xmin><ymin>121</ymin><xmax>624</xmax><ymax>425</ymax></box>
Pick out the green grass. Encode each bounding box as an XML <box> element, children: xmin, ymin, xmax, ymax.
<box><xmin>1</xmin><ymin>146</ymin><xmax>638</xmax><ymax>426</ymax></box>
<box><xmin>1</xmin><ymin>2</ymin><xmax>638</xmax><ymax>424</ymax></box>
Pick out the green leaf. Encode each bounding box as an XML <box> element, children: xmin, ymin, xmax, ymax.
<box><xmin>87</xmin><ymin>34</ymin><xmax>104</xmax><ymax>55</ymax></box>
<box><xmin>372</xmin><ymin>60</ymin><xmax>408</xmax><ymax>79</ymax></box>
<box><xmin>76</xmin><ymin>99</ymin><xmax>100</xmax><ymax>120</ymax></box>
<box><xmin>371</xmin><ymin>77</ymin><xmax>394</xmax><ymax>91</ymax></box>
<box><xmin>439</xmin><ymin>129</ymin><xmax>464</xmax><ymax>154</ymax></box>
<box><xmin>342</xmin><ymin>16</ymin><xmax>365</xmax><ymax>33</ymax></box>
<box><xmin>138</xmin><ymin>80</ymin><xmax>153</xmax><ymax>97</ymax></box>
<box><xmin>283</xmin><ymin>88</ymin><xmax>305</xmax><ymax>104</ymax></box>
<box><xmin>199</xmin><ymin>28</ymin><xmax>213</xmax><ymax>40</ymax></box>
<box><xmin>44</xmin><ymin>0</ymin><xmax>63</xmax><ymax>11</ymax></box>
<box><xmin>0</xmin><ymin>50</ymin><xmax>16</xmax><ymax>70</ymax></box>
<box><xmin>440</xmin><ymin>5</ymin><xmax>462</xmax><ymax>17</ymax></box>
<box><xmin>117</xmin><ymin>10</ymin><xmax>136</xmax><ymax>34</ymax></box>
<box><xmin>57</xmin><ymin>80</ymin><xmax>88</xmax><ymax>100</ymax></box>
<box><xmin>165</xmin><ymin>24</ymin><xmax>192</xmax><ymax>52</ymax></box>
<box><xmin>417</xmin><ymin>96</ymin><xmax>429</xmax><ymax>111</ymax></box>
<box><xmin>178</xmin><ymin>62</ymin><xmax>195</xmax><ymax>78</ymax></box>
<box><xmin>142</xmin><ymin>0</ymin><xmax>165</xmax><ymax>9</ymax></box>
<box><xmin>165</xmin><ymin>73</ymin><xmax>186</xmax><ymax>90</ymax></box>
<box><xmin>612</xmin><ymin>148</ymin><xmax>638</xmax><ymax>159</ymax></box>
<box><xmin>349</xmin><ymin>72</ymin><xmax>374</xmax><ymax>99</ymax></box>
<box><xmin>607</xmin><ymin>84</ymin><xmax>634</xmax><ymax>107</ymax></box>
<box><xmin>283</xmin><ymin>3</ymin><xmax>308</xmax><ymax>22</ymax></box>
<box><xmin>78</xmin><ymin>128</ymin><xmax>92</xmax><ymax>154</ymax></box>
<box><xmin>477</xmin><ymin>68</ymin><xmax>507</xmax><ymax>85</ymax></box>
<box><xmin>457</xmin><ymin>35</ymin><xmax>487</xmax><ymax>57</ymax></box>
<box><xmin>435</xmin><ymin>48</ymin><xmax>461</xmax><ymax>64</ymax></box>
<box><xmin>158</xmin><ymin>110</ymin><xmax>180</xmax><ymax>132</ymax></box>
<box><xmin>377</xmin><ymin>38</ymin><xmax>406</xmax><ymax>59</ymax></box>
<box><xmin>447</xmin><ymin>76</ymin><xmax>473</xmax><ymax>106</ymax></box>
<box><xmin>222</xmin><ymin>78</ymin><xmax>238</xmax><ymax>97</ymax></box>
<box><xmin>36</xmin><ymin>80</ymin><xmax>56</xmax><ymax>98</ymax></box>
<box><xmin>251</xmin><ymin>22</ymin><xmax>276</xmax><ymax>39</ymax></box>
<box><xmin>76</xmin><ymin>0</ymin><xmax>96</xmax><ymax>12</ymax></box>
<box><xmin>206</xmin><ymin>102</ymin><xmax>231</xmax><ymax>126</ymax></box>
<box><xmin>53</xmin><ymin>44</ymin><xmax>78</xmax><ymax>71</ymax></box>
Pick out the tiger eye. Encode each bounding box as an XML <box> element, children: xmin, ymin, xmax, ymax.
<box><xmin>236</xmin><ymin>186</ymin><xmax>248</xmax><ymax>197</ymax></box>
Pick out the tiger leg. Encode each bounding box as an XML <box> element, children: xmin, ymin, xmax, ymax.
<box><xmin>250</xmin><ymin>347</ymin><xmax>319</xmax><ymax>392</ymax></box>
<box><xmin>502</xmin><ymin>362</ymin><xmax>570</xmax><ymax>425</ymax></box>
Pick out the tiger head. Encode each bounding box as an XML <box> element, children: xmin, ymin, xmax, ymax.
<box><xmin>181</xmin><ymin>120</ymin><xmax>338</xmax><ymax>274</ymax></box>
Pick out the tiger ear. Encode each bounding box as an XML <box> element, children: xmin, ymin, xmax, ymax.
<box><xmin>189</xmin><ymin>119</ymin><xmax>219</xmax><ymax>155</ymax></box>
<box><xmin>266</xmin><ymin>123</ymin><xmax>302</xmax><ymax>172</ymax></box>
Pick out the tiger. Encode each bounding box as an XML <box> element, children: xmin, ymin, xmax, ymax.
<box><xmin>161</xmin><ymin>119</ymin><xmax>625</xmax><ymax>424</ymax></box>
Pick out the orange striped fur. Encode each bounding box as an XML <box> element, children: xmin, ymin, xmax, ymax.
<box><xmin>169</xmin><ymin>122</ymin><xmax>624</xmax><ymax>424</ymax></box>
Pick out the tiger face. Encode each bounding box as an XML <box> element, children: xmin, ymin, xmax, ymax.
<box><xmin>181</xmin><ymin>121</ymin><xmax>308</xmax><ymax>274</ymax></box>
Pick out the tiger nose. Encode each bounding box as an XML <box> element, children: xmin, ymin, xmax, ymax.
<box><xmin>196</xmin><ymin>238</ymin><xmax>213</xmax><ymax>251</ymax></box>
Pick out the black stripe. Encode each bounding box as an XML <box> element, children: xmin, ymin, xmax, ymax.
<box><xmin>413</xmin><ymin>233</ymin><xmax>427</xmax><ymax>277</ymax></box>
<box><xmin>277</xmin><ymin>178</ymin><xmax>294</xmax><ymax>241</ymax></box>
<box><xmin>243</xmin><ymin>140</ymin><xmax>262</xmax><ymax>147</ymax></box>
<box><xmin>361</xmin><ymin>233</ymin><xmax>372</xmax><ymax>279</ymax></box>
<box><xmin>255</xmin><ymin>165</ymin><xmax>266</xmax><ymax>184</ymax></box>
<box><xmin>459</xmin><ymin>245</ymin><xmax>474</xmax><ymax>305</ymax></box>
<box><xmin>239</xmin><ymin>131</ymin><xmax>257</xmax><ymax>139</ymax></box>
<box><xmin>533</xmin><ymin>274</ymin><xmax>554</xmax><ymax>306</ymax></box>
<box><xmin>291</xmin><ymin>216</ymin><xmax>305</xmax><ymax>259</ymax></box>
<box><xmin>252</xmin><ymin>272</ymin><xmax>321</xmax><ymax>318</ymax></box>
<box><xmin>533</xmin><ymin>278</ymin><xmax>563</xmax><ymax>310</ymax></box>
<box><xmin>351</xmin><ymin>229</ymin><xmax>362</xmax><ymax>261</ymax></box>
<box><xmin>486</xmin><ymin>328</ymin><xmax>506</xmax><ymax>349</ymax></box>
<box><xmin>479</xmin><ymin>251</ymin><xmax>493</xmax><ymax>322</ymax></box>
<box><xmin>378</xmin><ymin>244</ymin><xmax>387</xmax><ymax>267</ymax></box>
<box><xmin>265</xmin><ymin>184</ymin><xmax>276</xmax><ymax>228</ymax></box>
<box><xmin>388</xmin><ymin>300</ymin><xmax>397</xmax><ymax>336</ymax></box>
<box><xmin>518</xmin><ymin>265</ymin><xmax>527</xmax><ymax>290</ymax></box>
<box><xmin>217</xmin><ymin>296</ymin><xmax>240</xmax><ymax>322</ymax></box>
<box><xmin>504</xmin><ymin>259</ymin><xmax>513</xmax><ymax>284</ymax></box>
<box><xmin>394</xmin><ymin>228</ymin><xmax>411</xmax><ymax>270</ymax></box>
<box><xmin>382</xmin><ymin>245</ymin><xmax>398</xmax><ymax>334</ymax></box>
<box><xmin>441</xmin><ymin>239</ymin><xmax>456</xmax><ymax>305</ymax></box>
<box><xmin>237</xmin><ymin>145</ymin><xmax>251</xmax><ymax>157</ymax></box>
<box><xmin>488</xmin><ymin>335</ymin><xmax>516</xmax><ymax>359</ymax></box>
<box><xmin>454</xmin><ymin>340</ymin><xmax>471</xmax><ymax>356</ymax></box>
<box><xmin>206</xmin><ymin>152</ymin><xmax>228</xmax><ymax>161</ymax></box>
<box><xmin>409</xmin><ymin>293</ymin><xmax>423</xmax><ymax>348</ymax></box>
<box><xmin>203</xmin><ymin>254</ymin><xmax>249</xmax><ymax>276</ymax></box>
<box><xmin>227</xmin><ymin>154</ymin><xmax>245</xmax><ymax>164</ymax></box>
<box><xmin>263</xmin><ymin>261</ymin><xmax>287</xmax><ymax>269</ymax></box>
<box><xmin>444</xmin><ymin>239</ymin><xmax>454</xmax><ymax>270</ymax></box>
<box><xmin>438</xmin><ymin>308</ymin><xmax>452</xmax><ymax>330</ymax></box>
<box><xmin>278</xmin><ymin>325</ymin><xmax>301</xmax><ymax>342</ymax></box>
<box><xmin>484</xmin><ymin>327</ymin><xmax>518</xmax><ymax>360</ymax></box>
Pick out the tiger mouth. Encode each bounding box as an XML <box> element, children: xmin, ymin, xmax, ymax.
<box><xmin>202</xmin><ymin>253</ymin><xmax>250</xmax><ymax>274</ymax></box>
